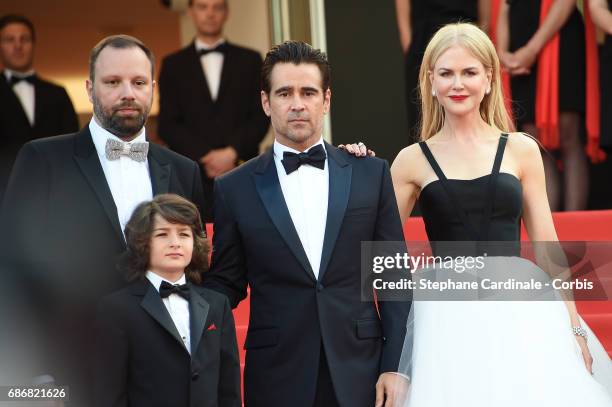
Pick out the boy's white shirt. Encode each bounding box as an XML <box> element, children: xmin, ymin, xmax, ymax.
<box><xmin>146</xmin><ymin>271</ymin><xmax>191</xmax><ymax>353</ymax></box>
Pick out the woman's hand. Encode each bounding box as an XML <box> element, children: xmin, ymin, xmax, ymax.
<box><xmin>509</xmin><ymin>44</ymin><xmax>538</xmax><ymax>75</ymax></box>
<box><xmin>499</xmin><ymin>50</ymin><xmax>531</xmax><ymax>76</ymax></box>
<box><xmin>575</xmin><ymin>335</ymin><xmax>594</xmax><ymax>374</ymax></box>
<box><xmin>498</xmin><ymin>50</ymin><xmax>518</xmax><ymax>72</ymax></box>
<box><xmin>338</xmin><ymin>142</ymin><xmax>376</xmax><ymax>157</ymax></box>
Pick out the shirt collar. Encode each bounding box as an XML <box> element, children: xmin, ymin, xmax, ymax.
<box><xmin>145</xmin><ymin>271</ymin><xmax>187</xmax><ymax>292</ymax></box>
<box><xmin>4</xmin><ymin>68</ymin><xmax>36</xmax><ymax>81</ymax></box>
<box><xmin>195</xmin><ymin>38</ymin><xmax>226</xmax><ymax>51</ymax></box>
<box><xmin>89</xmin><ymin>117</ymin><xmax>147</xmax><ymax>159</ymax></box>
<box><xmin>273</xmin><ymin>136</ymin><xmax>326</xmax><ymax>160</ymax></box>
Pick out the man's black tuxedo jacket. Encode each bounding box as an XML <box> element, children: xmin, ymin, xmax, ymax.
<box><xmin>94</xmin><ymin>279</ymin><xmax>241</xmax><ymax>407</ymax></box>
<box><xmin>0</xmin><ymin>127</ymin><xmax>205</xmax><ymax>405</ymax></box>
<box><xmin>204</xmin><ymin>143</ymin><xmax>411</xmax><ymax>407</ymax></box>
<box><xmin>157</xmin><ymin>41</ymin><xmax>270</xmax><ymax>220</ymax></box>
<box><xmin>0</xmin><ymin>72</ymin><xmax>79</xmax><ymax>198</ymax></box>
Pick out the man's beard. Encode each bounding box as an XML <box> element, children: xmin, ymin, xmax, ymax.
<box><xmin>92</xmin><ymin>92</ymin><xmax>150</xmax><ymax>140</ymax></box>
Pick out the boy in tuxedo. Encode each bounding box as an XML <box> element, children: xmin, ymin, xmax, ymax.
<box><xmin>94</xmin><ymin>194</ymin><xmax>240</xmax><ymax>407</ymax></box>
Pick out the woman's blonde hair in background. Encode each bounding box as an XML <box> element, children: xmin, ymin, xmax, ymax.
<box><xmin>419</xmin><ymin>23</ymin><xmax>514</xmax><ymax>140</ymax></box>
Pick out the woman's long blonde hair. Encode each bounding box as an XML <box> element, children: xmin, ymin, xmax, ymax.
<box><xmin>419</xmin><ymin>23</ymin><xmax>514</xmax><ymax>140</ymax></box>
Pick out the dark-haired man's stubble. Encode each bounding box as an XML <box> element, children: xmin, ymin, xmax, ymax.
<box><xmin>91</xmin><ymin>88</ymin><xmax>151</xmax><ymax>141</ymax></box>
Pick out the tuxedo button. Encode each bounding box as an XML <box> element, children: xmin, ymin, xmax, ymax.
<box><xmin>191</xmin><ymin>371</ymin><xmax>200</xmax><ymax>381</ymax></box>
<box><xmin>316</xmin><ymin>283</ymin><xmax>324</xmax><ymax>292</ymax></box>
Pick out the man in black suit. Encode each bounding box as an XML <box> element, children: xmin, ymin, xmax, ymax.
<box><xmin>204</xmin><ymin>41</ymin><xmax>410</xmax><ymax>407</ymax></box>
<box><xmin>158</xmin><ymin>0</ymin><xmax>269</xmax><ymax>221</ymax></box>
<box><xmin>1</xmin><ymin>35</ymin><xmax>204</xmax><ymax>406</ymax></box>
<box><xmin>0</xmin><ymin>14</ymin><xmax>79</xmax><ymax>199</ymax></box>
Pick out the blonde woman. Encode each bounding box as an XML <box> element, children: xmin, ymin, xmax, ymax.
<box><xmin>388</xmin><ymin>23</ymin><xmax>612</xmax><ymax>406</ymax></box>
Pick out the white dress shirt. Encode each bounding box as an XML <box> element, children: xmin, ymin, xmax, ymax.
<box><xmin>273</xmin><ymin>137</ymin><xmax>329</xmax><ymax>279</ymax></box>
<box><xmin>195</xmin><ymin>38</ymin><xmax>225</xmax><ymax>101</ymax></box>
<box><xmin>146</xmin><ymin>271</ymin><xmax>191</xmax><ymax>353</ymax></box>
<box><xmin>89</xmin><ymin>118</ymin><xmax>153</xmax><ymax>235</ymax></box>
<box><xmin>4</xmin><ymin>69</ymin><xmax>35</xmax><ymax>126</ymax></box>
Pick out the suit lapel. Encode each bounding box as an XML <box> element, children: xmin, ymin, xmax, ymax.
<box><xmin>32</xmin><ymin>76</ymin><xmax>41</xmax><ymax>127</ymax></box>
<box><xmin>139</xmin><ymin>280</ymin><xmax>189</xmax><ymax>354</ymax></box>
<box><xmin>216</xmin><ymin>43</ymin><xmax>233</xmax><ymax>105</ymax></box>
<box><xmin>189</xmin><ymin>287</ymin><xmax>210</xmax><ymax>354</ymax></box>
<box><xmin>148</xmin><ymin>145</ymin><xmax>170</xmax><ymax>195</ymax></box>
<box><xmin>254</xmin><ymin>150</ymin><xmax>316</xmax><ymax>280</ymax></box>
<box><xmin>73</xmin><ymin>128</ymin><xmax>124</xmax><ymax>244</ymax></box>
<box><xmin>187</xmin><ymin>43</ymin><xmax>214</xmax><ymax>107</ymax></box>
<box><xmin>318</xmin><ymin>143</ymin><xmax>352</xmax><ymax>282</ymax></box>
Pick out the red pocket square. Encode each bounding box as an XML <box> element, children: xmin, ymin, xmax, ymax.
<box><xmin>207</xmin><ymin>323</ymin><xmax>217</xmax><ymax>331</ymax></box>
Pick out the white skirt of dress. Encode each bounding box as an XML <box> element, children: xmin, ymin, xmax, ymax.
<box><xmin>401</xmin><ymin>257</ymin><xmax>612</xmax><ymax>407</ymax></box>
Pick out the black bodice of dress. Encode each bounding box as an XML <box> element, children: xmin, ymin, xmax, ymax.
<box><xmin>418</xmin><ymin>135</ymin><xmax>523</xmax><ymax>256</ymax></box>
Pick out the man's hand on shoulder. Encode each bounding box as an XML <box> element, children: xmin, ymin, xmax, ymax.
<box><xmin>200</xmin><ymin>146</ymin><xmax>238</xmax><ymax>178</ymax></box>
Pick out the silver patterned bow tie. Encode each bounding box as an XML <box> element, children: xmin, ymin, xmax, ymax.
<box><xmin>105</xmin><ymin>138</ymin><xmax>149</xmax><ymax>162</ymax></box>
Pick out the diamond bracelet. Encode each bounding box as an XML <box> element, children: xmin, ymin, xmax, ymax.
<box><xmin>573</xmin><ymin>326</ymin><xmax>587</xmax><ymax>339</ymax></box>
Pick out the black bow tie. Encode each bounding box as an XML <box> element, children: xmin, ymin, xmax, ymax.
<box><xmin>198</xmin><ymin>43</ymin><xmax>228</xmax><ymax>56</ymax></box>
<box><xmin>159</xmin><ymin>281</ymin><xmax>190</xmax><ymax>301</ymax></box>
<box><xmin>8</xmin><ymin>74</ymin><xmax>36</xmax><ymax>86</ymax></box>
<box><xmin>281</xmin><ymin>144</ymin><xmax>327</xmax><ymax>175</ymax></box>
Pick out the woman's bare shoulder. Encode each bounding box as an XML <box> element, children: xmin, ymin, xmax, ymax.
<box><xmin>393</xmin><ymin>142</ymin><xmax>426</xmax><ymax>166</ymax></box>
<box><xmin>392</xmin><ymin>142</ymin><xmax>428</xmax><ymax>183</ymax></box>
<box><xmin>505</xmin><ymin>131</ymin><xmax>540</xmax><ymax>154</ymax></box>
<box><xmin>505</xmin><ymin>132</ymin><xmax>543</xmax><ymax>178</ymax></box>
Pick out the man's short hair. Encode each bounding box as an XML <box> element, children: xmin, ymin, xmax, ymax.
<box><xmin>261</xmin><ymin>40</ymin><xmax>331</xmax><ymax>94</ymax></box>
<box><xmin>89</xmin><ymin>35</ymin><xmax>155</xmax><ymax>82</ymax></box>
<box><xmin>0</xmin><ymin>14</ymin><xmax>35</xmax><ymax>42</ymax></box>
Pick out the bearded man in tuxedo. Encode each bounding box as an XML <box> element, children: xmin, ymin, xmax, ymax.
<box><xmin>1</xmin><ymin>35</ymin><xmax>204</xmax><ymax>406</ymax></box>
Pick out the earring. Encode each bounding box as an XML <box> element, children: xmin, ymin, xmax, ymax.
<box><xmin>432</xmin><ymin>89</ymin><xmax>436</xmax><ymax>97</ymax></box>
<box><xmin>485</xmin><ymin>88</ymin><xmax>491</xmax><ymax>95</ymax></box>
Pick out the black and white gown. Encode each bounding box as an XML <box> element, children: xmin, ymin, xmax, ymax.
<box><xmin>399</xmin><ymin>134</ymin><xmax>612</xmax><ymax>406</ymax></box>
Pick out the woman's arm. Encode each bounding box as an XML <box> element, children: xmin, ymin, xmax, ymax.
<box><xmin>395</xmin><ymin>0</ymin><xmax>412</xmax><ymax>54</ymax></box>
<box><xmin>510</xmin><ymin>0</ymin><xmax>577</xmax><ymax>73</ymax></box>
<box><xmin>516</xmin><ymin>133</ymin><xmax>593</xmax><ymax>373</ymax></box>
<box><xmin>589</xmin><ymin>0</ymin><xmax>612</xmax><ymax>35</ymax></box>
<box><xmin>390</xmin><ymin>145</ymin><xmax>420</xmax><ymax>225</ymax></box>
<box><xmin>496</xmin><ymin>2</ymin><xmax>515</xmax><ymax>71</ymax></box>
<box><xmin>478</xmin><ymin>0</ymin><xmax>492</xmax><ymax>33</ymax></box>
<box><xmin>516</xmin><ymin>136</ymin><xmax>557</xmax><ymax>242</ymax></box>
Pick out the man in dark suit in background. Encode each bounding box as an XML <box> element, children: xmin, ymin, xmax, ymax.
<box><xmin>158</xmin><ymin>0</ymin><xmax>269</xmax><ymax>221</ymax></box>
<box><xmin>1</xmin><ymin>35</ymin><xmax>204</xmax><ymax>406</ymax></box>
<box><xmin>0</xmin><ymin>14</ymin><xmax>79</xmax><ymax>199</ymax></box>
<box><xmin>204</xmin><ymin>41</ymin><xmax>410</xmax><ymax>407</ymax></box>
